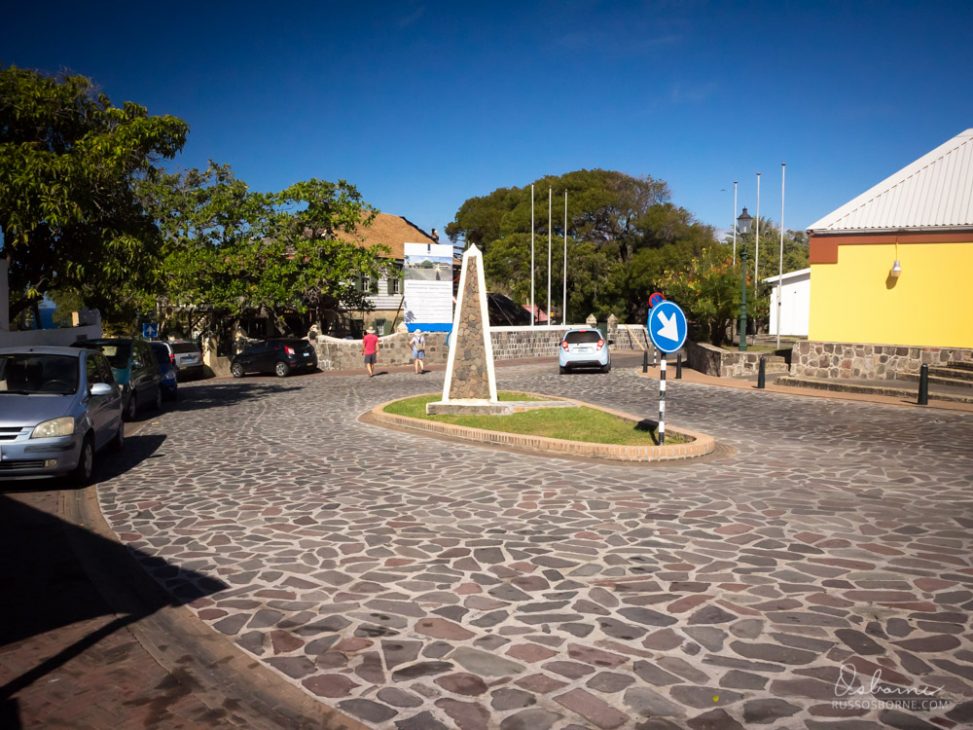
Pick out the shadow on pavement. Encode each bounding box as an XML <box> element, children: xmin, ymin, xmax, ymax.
<box><xmin>168</xmin><ymin>380</ymin><xmax>302</xmax><ymax>413</ymax></box>
<box><xmin>0</xmin><ymin>433</ymin><xmax>166</xmax><ymax>495</ymax></box>
<box><xmin>0</xmin><ymin>484</ymin><xmax>227</xmax><ymax>728</ymax></box>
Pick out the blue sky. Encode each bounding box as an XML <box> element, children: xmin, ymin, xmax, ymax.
<box><xmin>6</xmin><ymin>1</ymin><xmax>973</xmax><ymax>239</ymax></box>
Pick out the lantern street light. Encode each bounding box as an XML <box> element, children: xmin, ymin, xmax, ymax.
<box><xmin>738</xmin><ymin>249</ymin><xmax>749</xmax><ymax>352</ymax></box>
<box><xmin>736</xmin><ymin>207</ymin><xmax>753</xmax><ymax>236</ymax></box>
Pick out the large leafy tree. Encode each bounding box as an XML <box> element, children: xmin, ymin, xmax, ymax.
<box><xmin>0</xmin><ymin>66</ymin><xmax>188</xmax><ymax>325</ymax></box>
<box><xmin>448</xmin><ymin>169</ymin><xmax>714</xmax><ymax>322</ymax></box>
<box><xmin>139</xmin><ymin>164</ymin><xmax>384</xmax><ymax>338</ymax></box>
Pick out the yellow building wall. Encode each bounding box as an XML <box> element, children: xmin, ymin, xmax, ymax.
<box><xmin>809</xmin><ymin>241</ymin><xmax>973</xmax><ymax>348</ymax></box>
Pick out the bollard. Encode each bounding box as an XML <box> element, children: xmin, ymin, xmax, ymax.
<box><xmin>642</xmin><ymin>349</ymin><xmax>649</xmax><ymax>373</ymax></box>
<box><xmin>757</xmin><ymin>356</ymin><xmax>766</xmax><ymax>389</ymax></box>
<box><xmin>676</xmin><ymin>353</ymin><xmax>683</xmax><ymax>379</ymax></box>
<box><xmin>917</xmin><ymin>363</ymin><xmax>929</xmax><ymax>405</ymax></box>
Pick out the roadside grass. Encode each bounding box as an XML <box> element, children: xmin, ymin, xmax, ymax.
<box><xmin>383</xmin><ymin>391</ymin><xmax>689</xmax><ymax>446</ymax></box>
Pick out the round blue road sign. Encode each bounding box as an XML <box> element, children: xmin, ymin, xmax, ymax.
<box><xmin>647</xmin><ymin>300</ymin><xmax>687</xmax><ymax>354</ymax></box>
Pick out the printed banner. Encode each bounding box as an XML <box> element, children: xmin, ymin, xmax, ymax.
<box><xmin>403</xmin><ymin>243</ymin><xmax>454</xmax><ymax>331</ymax></box>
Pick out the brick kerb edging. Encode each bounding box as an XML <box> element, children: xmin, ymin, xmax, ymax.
<box><xmin>366</xmin><ymin>394</ymin><xmax>715</xmax><ymax>463</ymax></box>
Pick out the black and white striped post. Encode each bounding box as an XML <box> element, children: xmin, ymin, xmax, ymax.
<box><xmin>658</xmin><ymin>354</ymin><xmax>667</xmax><ymax>445</ymax></box>
<box><xmin>647</xmin><ymin>299</ymin><xmax>686</xmax><ymax>448</ymax></box>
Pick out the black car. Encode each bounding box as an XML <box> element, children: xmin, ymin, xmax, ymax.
<box><xmin>230</xmin><ymin>339</ymin><xmax>318</xmax><ymax>378</ymax></box>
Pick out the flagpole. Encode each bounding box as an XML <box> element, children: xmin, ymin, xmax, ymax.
<box><xmin>777</xmin><ymin>162</ymin><xmax>786</xmax><ymax>348</ymax></box>
<box><xmin>732</xmin><ymin>181</ymin><xmax>738</xmax><ymax>265</ymax></box>
<box><xmin>547</xmin><ymin>187</ymin><xmax>552</xmax><ymax>326</ymax></box>
<box><xmin>755</xmin><ymin>172</ymin><xmax>761</xmax><ymax>287</ymax></box>
<box><xmin>562</xmin><ymin>190</ymin><xmax>568</xmax><ymax>325</ymax></box>
<box><xmin>530</xmin><ymin>184</ymin><xmax>535</xmax><ymax>326</ymax></box>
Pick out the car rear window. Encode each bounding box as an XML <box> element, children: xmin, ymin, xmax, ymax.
<box><xmin>171</xmin><ymin>343</ymin><xmax>199</xmax><ymax>354</ymax></box>
<box><xmin>564</xmin><ymin>331</ymin><xmax>602</xmax><ymax>344</ymax></box>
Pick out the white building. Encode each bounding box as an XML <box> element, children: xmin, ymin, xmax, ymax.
<box><xmin>763</xmin><ymin>268</ymin><xmax>810</xmax><ymax>337</ymax></box>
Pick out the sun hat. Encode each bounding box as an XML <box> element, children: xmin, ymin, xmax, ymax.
<box><xmin>366</xmin><ymin>327</ymin><xmax>376</xmax><ymax>334</ymax></box>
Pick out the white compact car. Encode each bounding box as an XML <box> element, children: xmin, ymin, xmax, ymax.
<box><xmin>558</xmin><ymin>328</ymin><xmax>611</xmax><ymax>374</ymax></box>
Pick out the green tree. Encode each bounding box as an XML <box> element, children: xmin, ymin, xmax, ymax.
<box><xmin>658</xmin><ymin>245</ymin><xmax>741</xmax><ymax>346</ymax></box>
<box><xmin>725</xmin><ymin>218</ymin><xmax>809</xmax><ymax>331</ymax></box>
<box><xmin>139</xmin><ymin>164</ymin><xmax>383</xmax><ymax>338</ymax></box>
<box><xmin>448</xmin><ymin>169</ymin><xmax>712</xmax><ymax>321</ymax></box>
<box><xmin>0</xmin><ymin>66</ymin><xmax>188</xmax><ymax>325</ymax></box>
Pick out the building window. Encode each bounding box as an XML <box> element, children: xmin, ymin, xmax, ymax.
<box><xmin>387</xmin><ymin>265</ymin><xmax>403</xmax><ymax>295</ymax></box>
<box><xmin>358</xmin><ymin>274</ymin><xmax>378</xmax><ymax>294</ymax></box>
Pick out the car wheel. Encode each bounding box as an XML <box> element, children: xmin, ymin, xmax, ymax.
<box><xmin>275</xmin><ymin>361</ymin><xmax>290</xmax><ymax>377</ymax></box>
<box><xmin>124</xmin><ymin>392</ymin><xmax>138</xmax><ymax>421</ymax></box>
<box><xmin>559</xmin><ymin>365</ymin><xmax>568</xmax><ymax>375</ymax></box>
<box><xmin>230</xmin><ymin>362</ymin><xmax>244</xmax><ymax>378</ymax></box>
<box><xmin>71</xmin><ymin>435</ymin><xmax>95</xmax><ymax>485</ymax></box>
<box><xmin>601</xmin><ymin>362</ymin><xmax>612</xmax><ymax>373</ymax></box>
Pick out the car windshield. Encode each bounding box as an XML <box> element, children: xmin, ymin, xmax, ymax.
<box><xmin>0</xmin><ymin>354</ymin><xmax>79</xmax><ymax>395</ymax></box>
<box><xmin>564</xmin><ymin>331</ymin><xmax>602</xmax><ymax>344</ymax></box>
<box><xmin>94</xmin><ymin>342</ymin><xmax>132</xmax><ymax>369</ymax></box>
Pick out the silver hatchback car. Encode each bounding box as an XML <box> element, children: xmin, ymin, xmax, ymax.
<box><xmin>558</xmin><ymin>328</ymin><xmax>612</xmax><ymax>374</ymax></box>
<box><xmin>0</xmin><ymin>346</ymin><xmax>124</xmax><ymax>483</ymax></box>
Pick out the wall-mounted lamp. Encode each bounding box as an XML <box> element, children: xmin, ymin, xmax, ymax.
<box><xmin>890</xmin><ymin>259</ymin><xmax>902</xmax><ymax>278</ymax></box>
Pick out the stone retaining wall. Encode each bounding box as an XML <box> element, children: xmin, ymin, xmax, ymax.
<box><xmin>312</xmin><ymin>324</ymin><xmax>648</xmax><ymax>371</ymax></box>
<box><xmin>686</xmin><ymin>341</ymin><xmax>781</xmax><ymax>378</ymax></box>
<box><xmin>792</xmin><ymin>341</ymin><xmax>973</xmax><ymax>380</ymax></box>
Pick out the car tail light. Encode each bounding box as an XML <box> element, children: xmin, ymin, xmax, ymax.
<box><xmin>284</xmin><ymin>345</ymin><xmax>295</xmax><ymax>355</ymax></box>
<box><xmin>561</xmin><ymin>341</ymin><xmax>570</xmax><ymax>350</ymax></box>
<box><xmin>597</xmin><ymin>339</ymin><xmax>605</xmax><ymax>350</ymax></box>
<box><xmin>169</xmin><ymin>353</ymin><xmax>176</xmax><ymax>365</ymax></box>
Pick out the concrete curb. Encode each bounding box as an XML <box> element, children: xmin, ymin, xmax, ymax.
<box><xmin>366</xmin><ymin>393</ymin><xmax>716</xmax><ymax>463</ymax></box>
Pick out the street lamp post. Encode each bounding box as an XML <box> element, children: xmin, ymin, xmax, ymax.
<box><xmin>739</xmin><ymin>249</ymin><xmax>748</xmax><ymax>352</ymax></box>
<box><xmin>736</xmin><ymin>208</ymin><xmax>752</xmax><ymax>353</ymax></box>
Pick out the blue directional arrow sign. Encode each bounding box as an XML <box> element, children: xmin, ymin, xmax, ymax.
<box><xmin>141</xmin><ymin>322</ymin><xmax>159</xmax><ymax>339</ymax></box>
<box><xmin>647</xmin><ymin>300</ymin><xmax>687</xmax><ymax>354</ymax></box>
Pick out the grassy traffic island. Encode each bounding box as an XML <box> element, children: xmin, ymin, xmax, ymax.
<box><xmin>364</xmin><ymin>391</ymin><xmax>716</xmax><ymax>463</ymax></box>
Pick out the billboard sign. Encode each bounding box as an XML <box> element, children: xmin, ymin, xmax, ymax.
<box><xmin>403</xmin><ymin>242</ymin><xmax>454</xmax><ymax>332</ymax></box>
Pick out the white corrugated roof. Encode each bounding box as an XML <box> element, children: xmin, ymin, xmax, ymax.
<box><xmin>808</xmin><ymin>128</ymin><xmax>973</xmax><ymax>233</ymax></box>
<box><xmin>762</xmin><ymin>267</ymin><xmax>810</xmax><ymax>285</ymax></box>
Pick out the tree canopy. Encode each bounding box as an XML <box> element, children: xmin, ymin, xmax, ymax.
<box><xmin>138</xmin><ymin>163</ymin><xmax>385</xmax><ymax>338</ymax></box>
<box><xmin>0</xmin><ymin>66</ymin><xmax>188</xmax><ymax>322</ymax></box>
<box><xmin>446</xmin><ymin>169</ymin><xmax>716</xmax><ymax>323</ymax></box>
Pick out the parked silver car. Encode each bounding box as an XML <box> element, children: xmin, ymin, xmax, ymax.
<box><xmin>154</xmin><ymin>340</ymin><xmax>204</xmax><ymax>380</ymax></box>
<box><xmin>0</xmin><ymin>346</ymin><xmax>124</xmax><ymax>483</ymax></box>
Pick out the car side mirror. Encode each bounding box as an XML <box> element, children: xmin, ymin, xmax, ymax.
<box><xmin>89</xmin><ymin>382</ymin><xmax>113</xmax><ymax>396</ymax></box>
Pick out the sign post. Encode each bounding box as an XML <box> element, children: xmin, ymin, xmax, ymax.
<box><xmin>647</xmin><ymin>300</ymin><xmax>688</xmax><ymax>446</ymax></box>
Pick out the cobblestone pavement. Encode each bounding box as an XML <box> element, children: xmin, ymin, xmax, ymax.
<box><xmin>95</xmin><ymin>363</ymin><xmax>973</xmax><ymax>729</ymax></box>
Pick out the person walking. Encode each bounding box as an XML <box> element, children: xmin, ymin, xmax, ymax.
<box><xmin>409</xmin><ymin>329</ymin><xmax>426</xmax><ymax>374</ymax></box>
<box><xmin>362</xmin><ymin>326</ymin><xmax>379</xmax><ymax>377</ymax></box>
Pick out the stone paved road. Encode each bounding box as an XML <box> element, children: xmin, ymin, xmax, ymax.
<box><xmin>95</xmin><ymin>363</ymin><xmax>973</xmax><ymax>729</ymax></box>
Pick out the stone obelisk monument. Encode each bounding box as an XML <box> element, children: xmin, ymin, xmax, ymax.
<box><xmin>427</xmin><ymin>244</ymin><xmax>498</xmax><ymax>413</ymax></box>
